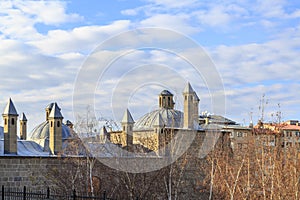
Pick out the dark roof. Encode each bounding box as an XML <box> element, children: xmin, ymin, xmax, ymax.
<box><xmin>48</xmin><ymin>103</ymin><xmax>63</xmax><ymax>119</ymax></box>
<box><xmin>160</xmin><ymin>90</ymin><xmax>173</xmax><ymax>96</ymax></box>
<box><xmin>20</xmin><ymin>112</ymin><xmax>27</xmax><ymax>121</ymax></box>
<box><xmin>3</xmin><ymin>98</ymin><xmax>18</xmax><ymax>116</ymax></box>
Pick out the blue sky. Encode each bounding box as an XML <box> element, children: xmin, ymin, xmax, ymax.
<box><xmin>0</xmin><ymin>0</ymin><xmax>300</xmax><ymax>133</ymax></box>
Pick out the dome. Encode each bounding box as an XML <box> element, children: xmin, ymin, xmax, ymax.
<box><xmin>134</xmin><ymin>108</ymin><xmax>183</xmax><ymax>130</ymax></box>
<box><xmin>160</xmin><ymin>90</ymin><xmax>173</xmax><ymax>96</ymax></box>
<box><xmin>29</xmin><ymin>121</ymin><xmax>72</xmax><ymax>140</ymax></box>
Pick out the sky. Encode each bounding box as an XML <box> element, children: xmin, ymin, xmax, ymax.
<box><xmin>0</xmin><ymin>0</ymin><xmax>300</xmax><ymax>134</ymax></box>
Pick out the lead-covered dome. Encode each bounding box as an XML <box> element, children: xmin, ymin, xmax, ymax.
<box><xmin>29</xmin><ymin>121</ymin><xmax>72</xmax><ymax>140</ymax></box>
<box><xmin>134</xmin><ymin>108</ymin><xmax>183</xmax><ymax>130</ymax></box>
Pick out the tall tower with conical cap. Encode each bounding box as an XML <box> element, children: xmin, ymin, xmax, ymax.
<box><xmin>20</xmin><ymin>112</ymin><xmax>27</xmax><ymax>140</ymax></box>
<box><xmin>48</xmin><ymin>102</ymin><xmax>63</xmax><ymax>155</ymax></box>
<box><xmin>2</xmin><ymin>98</ymin><xmax>18</xmax><ymax>154</ymax></box>
<box><xmin>121</xmin><ymin>109</ymin><xmax>134</xmax><ymax>148</ymax></box>
<box><xmin>183</xmin><ymin>82</ymin><xmax>199</xmax><ymax>129</ymax></box>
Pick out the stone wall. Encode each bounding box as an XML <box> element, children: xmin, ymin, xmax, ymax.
<box><xmin>0</xmin><ymin>156</ymin><xmax>58</xmax><ymax>189</ymax></box>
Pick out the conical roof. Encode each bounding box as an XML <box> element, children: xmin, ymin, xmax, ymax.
<box><xmin>20</xmin><ymin>112</ymin><xmax>27</xmax><ymax>121</ymax></box>
<box><xmin>183</xmin><ymin>82</ymin><xmax>194</xmax><ymax>93</ymax></box>
<box><xmin>3</xmin><ymin>98</ymin><xmax>18</xmax><ymax>116</ymax></box>
<box><xmin>48</xmin><ymin>103</ymin><xmax>63</xmax><ymax>119</ymax></box>
<box><xmin>121</xmin><ymin>109</ymin><xmax>134</xmax><ymax>123</ymax></box>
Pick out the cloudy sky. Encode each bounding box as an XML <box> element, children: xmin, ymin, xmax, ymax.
<box><xmin>1</xmin><ymin>0</ymin><xmax>300</xmax><ymax>134</ymax></box>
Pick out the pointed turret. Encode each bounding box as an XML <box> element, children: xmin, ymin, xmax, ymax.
<box><xmin>183</xmin><ymin>82</ymin><xmax>200</xmax><ymax>129</ymax></box>
<box><xmin>45</xmin><ymin>103</ymin><xmax>54</xmax><ymax>121</ymax></box>
<box><xmin>3</xmin><ymin>98</ymin><xmax>18</xmax><ymax>116</ymax></box>
<box><xmin>122</xmin><ymin>109</ymin><xmax>134</xmax><ymax>124</ymax></box>
<box><xmin>121</xmin><ymin>109</ymin><xmax>134</xmax><ymax>148</ymax></box>
<box><xmin>99</xmin><ymin>126</ymin><xmax>110</xmax><ymax>142</ymax></box>
<box><xmin>183</xmin><ymin>82</ymin><xmax>194</xmax><ymax>93</ymax></box>
<box><xmin>20</xmin><ymin>112</ymin><xmax>27</xmax><ymax>140</ymax></box>
<box><xmin>48</xmin><ymin>102</ymin><xmax>63</xmax><ymax>155</ymax></box>
<box><xmin>2</xmin><ymin>98</ymin><xmax>18</xmax><ymax>154</ymax></box>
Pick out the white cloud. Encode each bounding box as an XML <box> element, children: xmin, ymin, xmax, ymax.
<box><xmin>139</xmin><ymin>14</ymin><xmax>198</xmax><ymax>34</ymax></box>
<box><xmin>0</xmin><ymin>1</ymin><xmax>82</xmax><ymax>40</ymax></box>
<box><xmin>28</xmin><ymin>20</ymin><xmax>131</xmax><ymax>54</ymax></box>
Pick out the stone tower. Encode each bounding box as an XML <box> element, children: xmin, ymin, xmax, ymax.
<box><xmin>121</xmin><ymin>109</ymin><xmax>134</xmax><ymax>147</ymax></box>
<box><xmin>183</xmin><ymin>82</ymin><xmax>199</xmax><ymax>129</ymax></box>
<box><xmin>159</xmin><ymin>90</ymin><xmax>175</xmax><ymax>109</ymax></box>
<box><xmin>2</xmin><ymin>98</ymin><xmax>18</xmax><ymax>154</ymax></box>
<box><xmin>20</xmin><ymin>112</ymin><xmax>27</xmax><ymax>140</ymax></box>
<box><xmin>48</xmin><ymin>102</ymin><xmax>63</xmax><ymax>155</ymax></box>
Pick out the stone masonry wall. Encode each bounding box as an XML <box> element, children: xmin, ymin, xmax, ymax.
<box><xmin>0</xmin><ymin>156</ymin><xmax>60</xmax><ymax>189</ymax></box>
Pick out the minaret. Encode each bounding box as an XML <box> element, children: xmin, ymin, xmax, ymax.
<box><xmin>20</xmin><ymin>112</ymin><xmax>27</xmax><ymax>140</ymax></box>
<box><xmin>2</xmin><ymin>98</ymin><xmax>18</xmax><ymax>154</ymax></box>
<box><xmin>48</xmin><ymin>102</ymin><xmax>63</xmax><ymax>155</ymax></box>
<box><xmin>159</xmin><ymin>90</ymin><xmax>175</xmax><ymax>109</ymax></box>
<box><xmin>183</xmin><ymin>82</ymin><xmax>195</xmax><ymax>129</ymax></box>
<box><xmin>121</xmin><ymin>109</ymin><xmax>134</xmax><ymax>147</ymax></box>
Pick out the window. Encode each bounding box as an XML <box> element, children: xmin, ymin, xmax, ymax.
<box><xmin>51</xmin><ymin>121</ymin><xmax>53</xmax><ymax>127</ymax></box>
<box><xmin>4</xmin><ymin>118</ymin><xmax>7</xmax><ymax>125</ymax></box>
<box><xmin>11</xmin><ymin>118</ymin><xmax>14</xmax><ymax>125</ymax></box>
<box><xmin>57</xmin><ymin>121</ymin><xmax>60</xmax><ymax>127</ymax></box>
<box><xmin>123</xmin><ymin>126</ymin><xmax>125</xmax><ymax>131</ymax></box>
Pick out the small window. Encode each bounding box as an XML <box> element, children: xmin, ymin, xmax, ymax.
<box><xmin>123</xmin><ymin>126</ymin><xmax>125</xmax><ymax>131</ymax></box>
<box><xmin>51</xmin><ymin>121</ymin><xmax>53</xmax><ymax>127</ymax></box>
<box><xmin>237</xmin><ymin>132</ymin><xmax>243</xmax><ymax>137</ymax></box>
<box><xmin>4</xmin><ymin>118</ymin><xmax>7</xmax><ymax>125</ymax></box>
<box><xmin>57</xmin><ymin>121</ymin><xmax>60</xmax><ymax>127</ymax></box>
<box><xmin>11</xmin><ymin>118</ymin><xmax>14</xmax><ymax>125</ymax></box>
<box><xmin>185</xmin><ymin>96</ymin><xmax>187</xmax><ymax>100</ymax></box>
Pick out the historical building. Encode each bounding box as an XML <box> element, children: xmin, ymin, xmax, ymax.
<box><xmin>108</xmin><ymin>82</ymin><xmax>201</xmax><ymax>155</ymax></box>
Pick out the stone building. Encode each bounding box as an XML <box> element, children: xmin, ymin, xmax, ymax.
<box><xmin>109</xmin><ymin>82</ymin><xmax>201</xmax><ymax>155</ymax></box>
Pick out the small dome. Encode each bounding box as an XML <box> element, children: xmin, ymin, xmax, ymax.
<box><xmin>134</xmin><ymin>108</ymin><xmax>183</xmax><ymax>130</ymax></box>
<box><xmin>160</xmin><ymin>90</ymin><xmax>173</xmax><ymax>96</ymax></box>
<box><xmin>29</xmin><ymin>121</ymin><xmax>72</xmax><ymax>140</ymax></box>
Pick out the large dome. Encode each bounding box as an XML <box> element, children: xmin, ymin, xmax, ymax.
<box><xmin>134</xmin><ymin>108</ymin><xmax>183</xmax><ymax>130</ymax></box>
<box><xmin>29</xmin><ymin>121</ymin><xmax>72</xmax><ymax>140</ymax></box>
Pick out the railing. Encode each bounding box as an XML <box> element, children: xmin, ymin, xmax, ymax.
<box><xmin>0</xmin><ymin>186</ymin><xmax>115</xmax><ymax>200</ymax></box>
